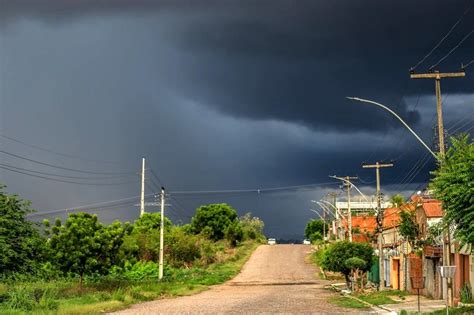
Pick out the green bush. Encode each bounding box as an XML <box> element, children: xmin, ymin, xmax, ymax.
<box><xmin>191</xmin><ymin>203</ymin><xmax>238</xmax><ymax>240</ymax></box>
<box><xmin>460</xmin><ymin>283</ymin><xmax>473</xmax><ymax>303</ymax></box>
<box><xmin>225</xmin><ymin>221</ymin><xmax>244</xmax><ymax>247</ymax></box>
<box><xmin>166</xmin><ymin>227</ymin><xmax>201</xmax><ymax>267</ymax></box>
<box><xmin>320</xmin><ymin>241</ymin><xmax>373</xmax><ymax>285</ymax></box>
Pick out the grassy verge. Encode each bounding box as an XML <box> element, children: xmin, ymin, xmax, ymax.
<box><xmin>328</xmin><ymin>290</ymin><xmax>409</xmax><ymax>309</ymax></box>
<box><xmin>0</xmin><ymin>241</ymin><xmax>260</xmax><ymax>315</ymax></box>
<box><xmin>411</xmin><ymin>306</ymin><xmax>474</xmax><ymax>315</ymax></box>
<box><xmin>329</xmin><ymin>296</ymin><xmax>368</xmax><ymax>309</ymax></box>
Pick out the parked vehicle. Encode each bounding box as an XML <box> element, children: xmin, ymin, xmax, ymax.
<box><xmin>267</xmin><ymin>238</ymin><xmax>276</xmax><ymax>245</ymax></box>
<box><xmin>303</xmin><ymin>239</ymin><xmax>311</xmax><ymax>245</ymax></box>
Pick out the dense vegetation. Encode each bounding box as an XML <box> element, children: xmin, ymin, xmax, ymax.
<box><xmin>0</xmin><ymin>186</ymin><xmax>265</xmax><ymax>313</ymax></box>
<box><xmin>431</xmin><ymin>134</ymin><xmax>474</xmax><ymax>245</ymax></box>
<box><xmin>304</xmin><ymin>219</ymin><xmax>328</xmax><ymax>243</ymax></box>
<box><xmin>314</xmin><ymin>241</ymin><xmax>374</xmax><ymax>287</ymax></box>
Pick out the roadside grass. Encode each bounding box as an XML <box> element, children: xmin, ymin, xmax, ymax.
<box><xmin>328</xmin><ymin>290</ymin><xmax>409</xmax><ymax>310</ymax></box>
<box><xmin>329</xmin><ymin>296</ymin><xmax>368</xmax><ymax>309</ymax></box>
<box><xmin>356</xmin><ymin>290</ymin><xmax>408</xmax><ymax>305</ymax></box>
<box><xmin>414</xmin><ymin>306</ymin><xmax>474</xmax><ymax>315</ymax></box>
<box><xmin>0</xmin><ymin>241</ymin><xmax>260</xmax><ymax>315</ymax></box>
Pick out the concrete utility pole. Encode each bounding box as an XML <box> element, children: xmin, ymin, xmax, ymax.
<box><xmin>327</xmin><ymin>192</ymin><xmax>339</xmax><ymax>240</ymax></box>
<box><xmin>363</xmin><ymin>162</ymin><xmax>393</xmax><ymax>291</ymax></box>
<box><xmin>410</xmin><ymin>70</ymin><xmax>465</xmax><ymax>306</ymax></box>
<box><xmin>159</xmin><ymin>186</ymin><xmax>165</xmax><ymax>280</ymax></box>
<box><xmin>410</xmin><ymin>70</ymin><xmax>465</xmax><ymax>156</ymax></box>
<box><xmin>140</xmin><ymin>157</ymin><xmax>146</xmax><ymax>217</ymax></box>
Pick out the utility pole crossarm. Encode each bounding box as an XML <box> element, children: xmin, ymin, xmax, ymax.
<box><xmin>362</xmin><ymin>163</ymin><xmax>394</xmax><ymax>169</ymax></box>
<box><xmin>410</xmin><ymin>71</ymin><xmax>465</xmax><ymax>79</ymax></box>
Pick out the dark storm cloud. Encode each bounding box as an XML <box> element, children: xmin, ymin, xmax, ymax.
<box><xmin>1</xmin><ymin>0</ymin><xmax>472</xmax><ymax>237</ymax></box>
<box><xmin>1</xmin><ymin>0</ymin><xmax>472</xmax><ymax>133</ymax></box>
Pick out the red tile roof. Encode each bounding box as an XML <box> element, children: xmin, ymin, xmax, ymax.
<box><xmin>422</xmin><ymin>201</ymin><xmax>443</xmax><ymax>218</ymax></box>
<box><xmin>383</xmin><ymin>203</ymin><xmax>416</xmax><ymax>229</ymax></box>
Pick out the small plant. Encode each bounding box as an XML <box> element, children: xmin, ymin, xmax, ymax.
<box><xmin>460</xmin><ymin>283</ymin><xmax>473</xmax><ymax>303</ymax></box>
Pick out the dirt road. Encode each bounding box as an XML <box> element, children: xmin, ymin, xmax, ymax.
<box><xmin>113</xmin><ymin>245</ymin><xmax>359</xmax><ymax>314</ymax></box>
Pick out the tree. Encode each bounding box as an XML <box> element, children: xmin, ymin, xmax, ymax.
<box><xmin>239</xmin><ymin>213</ymin><xmax>265</xmax><ymax>241</ymax></box>
<box><xmin>47</xmin><ymin>213</ymin><xmax>126</xmax><ymax>285</ymax></box>
<box><xmin>309</xmin><ymin>231</ymin><xmax>323</xmax><ymax>243</ymax></box>
<box><xmin>304</xmin><ymin>219</ymin><xmax>328</xmax><ymax>239</ymax></box>
<box><xmin>320</xmin><ymin>241</ymin><xmax>373</xmax><ymax>287</ymax></box>
<box><xmin>430</xmin><ymin>134</ymin><xmax>474</xmax><ymax>245</ymax></box>
<box><xmin>0</xmin><ymin>185</ymin><xmax>45</xmax><ymax>276</ymax></box>
<box><xmin>399</xmin><ymin>210</ymin><xmax>421</xmax><ymax>250</ymax></box>
<box><xmin>224</xmin><ymin>221</ymin><xmax>244</xmax><ymax>247</ymax></box>
<box><xmin>191</xmin><ymin>203</ymin><xmax>238</xmax><ymax>240</ymax></box>
<box><xmin>120</xmin><ymin>213</ymin><xmax>171</xmax><ymax>262</ymax></box>
<box><xmin>390</xmin><ymin>194</ymin><xmax>405</xmax><ymax>207</ymax></box>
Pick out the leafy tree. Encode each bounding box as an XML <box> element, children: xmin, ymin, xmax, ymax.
<box><xmin>239</xmin><ymin>213</ymin><xmax>265</xmax><ymax>241</ymax></box>
<box><xmin>46</xmin><ymin>213</ymin><xmax>126</xmax><ymax>285</ymax></box>
<box><xmin>430</xmin><ymin>134</ymin><xmax>474</xmax><ymax>245</ymax></box>
<box><xmin>304</xmin><ymin>219</ymin><xmax>328</xmax><ymax>239</ymax></box>
<box><xmin>320</xmin><ymin>241</ymin><xmax>373</xmax><ymax>286</ymax></box>
<box><xmin>390</xmin><ymin>194</ymin><xmax>405</xmax><ymax>207</ymax></box>
<box><xmin>224</xmin><ymin>221</ymin><xmax>244</xmax><ymax>247</ymax></box>
<box><xmin>309</xmin><ymin>231</ymin><xmax>323</xmax><ymax>243</ymax></box>
<box><xmin>399</xmin><ymin>210</ymin><xmax>421</xmax><ymax>250</ymax></box>
<box><xmin>0</xmin><ymin>185</ymin><xmax>46</xmax><ymax>276</ymax></box>
<box><xmin>191</xmin><ymin>203</ymin><xmax>238</xmax><ymax>240</ymax></box>
<box><xmin>120</xmin><ymin>213</ymin><xmax>171</xmax><ymax>262</ymax></box>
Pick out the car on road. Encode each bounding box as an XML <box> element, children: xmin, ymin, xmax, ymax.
<box><xmin>267</xmin><ymin>238</ymin><xmax>276</xmax><ymax>245</ymax></box>
<box><xmin>303</xmin><ymin>239</ymin><xmax>311</xmax><ymax>245</ymax></box>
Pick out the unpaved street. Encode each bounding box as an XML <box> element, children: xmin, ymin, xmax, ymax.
<box><xmin>113</xmin><ymin>245</ymin><xmax>362</xmax><ymax>314</ymax></box>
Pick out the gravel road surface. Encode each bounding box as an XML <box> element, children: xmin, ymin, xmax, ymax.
<box><xmin>112</xmin><ymin>245</ymin><xmax>363</xmax><ymax>314</ymax></box>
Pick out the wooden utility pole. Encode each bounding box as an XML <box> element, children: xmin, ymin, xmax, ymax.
<box><xmin>410</xmin><ymin>70</ymin><xmax>465</xmax><ymax>156</ymax></box>
<box><xmin>363</xmin><ymin>162</ymin><xmax>393</xmax><ymax>291</ymax></box>
<box><xmin>410</xmin><ymin>69</ymin><xmax>465</xmax><ymax>305</ymax></box>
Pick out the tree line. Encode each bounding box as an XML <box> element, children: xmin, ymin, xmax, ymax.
<box><xmin>0</xmin><ymin>191</ymin><xmax>265</xmax><ymax>285</ymax></box>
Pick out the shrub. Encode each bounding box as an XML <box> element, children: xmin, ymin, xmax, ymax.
<box><xmin>460</xmin><ymin>283</ymin><xmax>473</xmax><ymax>303</ymax></box>
<box><xmin>191</xmin><ymin>204</ymin><xmax>238</xmax><ymax>240</ymax></box>
<box><xmin>320</xmin><ymin>241</ymin><xmax>373</xmax><ymax>285</ymax></box>
<box><xmin>225</xmin><ymin>221</ymin><xmax>244</xmax><ymax>247</ymax></box>
<box><xmin>166</xmin><ymin>227</ymin><xmax>201</xmax><ymax>267</ymax></box>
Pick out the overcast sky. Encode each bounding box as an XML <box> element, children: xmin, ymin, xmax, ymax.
<box><xmin>1</xmin><ymin>0</ymin><xmax>473</xmax><ymax>238</ymax></box>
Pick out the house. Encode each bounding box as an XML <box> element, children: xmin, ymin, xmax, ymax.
<box><xmin>340</xmin><ymin>215</ymin><xmax>377</xmax><ymax>243</ymax></box>
<box><xmin>382</xmin><ymin>203</ymin><xmax>416</xmax><ymax>291</ymax></box>
<box><xmin>415</xmin><ymin>198</ymin><xmax>443</xmax><ymax>299</ymax></box>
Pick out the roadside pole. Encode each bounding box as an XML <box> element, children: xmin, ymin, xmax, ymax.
<box><xmin>159</xmin><ymin>187</ymin><xmax>165</xmax><ymax>280</ymax></box>
<box><xmin>363</xmin><ymin>162</ymin><xmax>393</xmax><ymax>291</ymax></box>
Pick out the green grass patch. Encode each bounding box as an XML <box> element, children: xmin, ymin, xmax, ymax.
<box><xmin>417</xmin><ymin>306</ymin><xmax>474</xmax><ymax>315</ymax></box>
<box><xmin>329</xmin><ymin>296</ymin><xmax>368</xmax><ymax>309</ymax></box>
<box><xmin>0</xmin><ymin>241</ymin><xmax>260</xmax><ymax>315</ymax></box>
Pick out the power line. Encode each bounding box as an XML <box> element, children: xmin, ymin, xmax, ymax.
<box><xmin>169</xmin><ymin>182</ymin><xmax>336</xmax><ymax>195</ymax></box>
<box><xmin>0</xmin><ymin>133</ymin><xmax>127</xmax><ymax>165</ymax></box>
<box><xmin>28</xmin><ymin>193</ymin><xmax>155</xmax><ymax>217</ymax></box>
<box><xmin>0</xmin><ymin>150</ymin><xmax>135</xmax><ymax>175</ymax></box>
<box><xmin>462</xmin><ymin>59</ymin><xmax>474</xmax><ymax>69</ymax></box>
<box><xmin>149</xmin><ymin>168</ymin><xmax>164</xmax><ymax>187</ymax></box>
<box><xmin>429</xmin><ymin>30</ymin><xmax>474</xmax><ymax>70</ymax></box>
<box><xmin>0</xmin><ymin>165</ymin><xmax>138</xmax><ymax>186</ymax></box>
<box><xmin>410</xmin><ymin>4</ymin><xmax>472</xmax><ymax>71</ymax></box>
<box><xmin>0</xmin><ymin>163</ymin><xmax>136</xmax><ymax>180</ymax></box>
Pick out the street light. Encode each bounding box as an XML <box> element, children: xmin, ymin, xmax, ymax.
<box><xmin>346</xmin><ymin>97</ymin><xmax>438</xmax><ymax>159</ymax></box>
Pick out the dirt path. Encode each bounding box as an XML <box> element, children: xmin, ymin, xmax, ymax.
<box><xmin>112</xmin><ymin>245</ymin><xmax>361</xmax><ymax>314</ymax></box>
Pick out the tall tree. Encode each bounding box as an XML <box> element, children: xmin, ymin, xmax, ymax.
<box><xmin>304</xmin><ymin>219</ymin><xmax>328</xmax><ymax>239</ymax></box>
<box><xmin>191</xmin><ymin>203</ymin><xmax>238</xmax><ymax>240</ymax></box>
<box><xmin>47</xmin><ymin>213</ymin><xmax>126</xmax><ymax>285</ymax></box>
<box><xmin>0</xmin><ymin>185</ymin><xmax>45</xmax><ymax>275</ymax></box>
<box><xmin>430</xmin><ymin>134</ymin><xmax>474</xmax><ymax>245</ymax></box>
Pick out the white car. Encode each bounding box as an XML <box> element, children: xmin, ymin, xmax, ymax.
<box><xmin>303</xmin><ymin>239</ymin><xmax>311</xmax><ymax>245</ymax></box>
<box><xmin>267</xmin><ymin>238</ymin><xmax>276</xmax><ymax>245</ymax></box>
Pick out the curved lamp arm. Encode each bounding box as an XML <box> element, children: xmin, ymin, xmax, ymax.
<box><xmin>346</xmin><ymin>97</ymin><xmax>438</xmax><ymax>160</ymax></box>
